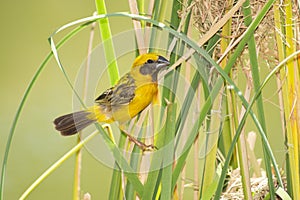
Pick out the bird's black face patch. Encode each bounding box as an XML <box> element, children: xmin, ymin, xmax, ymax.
<box><xmin>139</xmin><ymin>63</ymin><xmax>160</xmax><ymax>82</ymax></box>
<box><xmin>139</xmin><ymin>63</ymin><xmax>156</xmax><ymax>75</ymax></box>
<box><xmin>139</xmin><ymin>56</ymin><xmax>169</xmax><ymax>82</ymax></box>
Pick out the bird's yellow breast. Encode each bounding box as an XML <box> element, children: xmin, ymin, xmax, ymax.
<box><xmin>112</xmin><ymin>83</ymin><xmax>158</xmax><ymax>123</ymax></box>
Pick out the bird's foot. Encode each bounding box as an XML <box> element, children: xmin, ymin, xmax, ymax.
<box><xmin>127</xmin><ymin>135</ymin><xmax>157</xmax><ymax>152</ymax></box>
<box><xmin>119</xmin><ymin>126</ymin><xmax>157</xmax><ymax>152</ymax></box>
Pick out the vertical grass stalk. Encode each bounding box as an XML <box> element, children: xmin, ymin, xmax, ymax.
<box><xmin>242</xmin><ymin>0</ymin><xmax>275</xmax><ymax>198</ymax></box>
<box><xmin>95</xmin><ymin>0</ymin><xmax>120</xmax><ymax>84</ymax></box>
<box><xmin>94</xmin><ymin>2</ymin><xmax>124</xmax><ymax>198</ymax></box>
<box><xmin>283</xmin><ymin>0</ymin><xmax>300</xmax><ymax>198</ymax></box>
<box><xmin>160</xmin><ymin>103</ymin><xmax>176</xmax><ymax>199</ymax></box>
<box><xmin>0</xmin><ymin>24</ymin><xmax>87</xmax><ymax>200</ymax></box>
<box><xmin>219</xmin><ymin>0</ymin><xmax>238</xmax><ymax>169</ymax></box>
<box><xmin>73</xmin><ymin>20</ymin><xmax>97</xmax><ymax>200</ymax></box>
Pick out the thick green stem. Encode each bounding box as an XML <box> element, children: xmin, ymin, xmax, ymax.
<box><xmin>242</xmin><ymin>0</ymin><xmax>275</xmax><ymax>198</ymax></box>
<box><xmin>95</xmin><ymin>0</ymin><xmax>119</xmax><ymax>84</ymax></box>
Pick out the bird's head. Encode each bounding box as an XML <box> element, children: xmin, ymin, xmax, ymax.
<box><xmin>131</xmin><ymin>53</ymin><xmax>170</xmax><ymax>82</ymax></box>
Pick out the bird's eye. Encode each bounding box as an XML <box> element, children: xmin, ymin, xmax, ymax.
<box><xmin>146</xmin><ymin>59</ymin><xmax>154</xmax><ymax>64</ymax></box>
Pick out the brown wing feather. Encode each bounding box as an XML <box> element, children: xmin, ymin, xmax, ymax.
<box><xmin>95</xmin><ymin>87</ymin><xmax>113</xmax><ymax>105</ymax></box>
<box><xmin>95</xmin><ymin>73</ymin><xmax>136</xmax><ymax>107</ymax></box>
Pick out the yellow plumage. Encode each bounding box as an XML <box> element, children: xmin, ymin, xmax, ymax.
<box><xmin>54</xmin><ymin>53</ymin><xmax>169</xmax><ymax>136</ymax></box>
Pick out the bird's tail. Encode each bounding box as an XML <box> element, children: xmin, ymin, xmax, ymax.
<box><xmin>54</xmin><ymin>110</ymin><xmax>96</xmax><ymax>136</ymax></box>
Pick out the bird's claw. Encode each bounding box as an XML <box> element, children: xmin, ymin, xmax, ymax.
<box><xmin>128</xmin><ymin>137</ymin><xmax>157</xmax><ymax>152</ymax></box>
<box><xmin>141</xmin><ymin>144</ymin><xmax>158</xmax><ymax>152</ymax></box>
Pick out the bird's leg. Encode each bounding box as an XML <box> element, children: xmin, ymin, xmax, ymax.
<box><xmin>119</xmin><ymin>125</ymin><xmax>157</xmax><ymax>151</ymax></box>
<box><xmin>122</xmin><ymin>130</ymin><xmax>157</xmax><ymax>151</ymax></box>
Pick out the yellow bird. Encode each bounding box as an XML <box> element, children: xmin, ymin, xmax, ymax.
<box><xmin>54</xmin><ymin>53</ymin><xmax>170</xmax><ymax>150</ymax></box>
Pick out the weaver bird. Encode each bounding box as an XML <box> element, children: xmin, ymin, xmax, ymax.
<box><xmin>54</xmin><ymin>53</ymin><xmax>170</xmax><ymax>150</ymax></box>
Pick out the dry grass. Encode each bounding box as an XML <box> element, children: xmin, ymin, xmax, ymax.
<box><xmin>192</xmin><ymin>0</ymin><xmax>283</xmax><ymax>61</ymax></box>
<box><xmin>221</xmin><ymin>168</ymin><xmax>286</xmax><ymax>200</ymax></box>
<box><xmin>190</xmin><ymin>0</ymin><xmax>297</xmax><ymax>198</ymax></box>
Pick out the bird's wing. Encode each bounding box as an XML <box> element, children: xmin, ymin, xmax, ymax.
<box><xmin>94</xmin><ymin>87</ymin><xmax>114</xmax><ymax>106</ymax></box>
<box><xmin>95</xmin><ymin>73</ymin><xmax>136</xmax><ymax>107</ymax></box>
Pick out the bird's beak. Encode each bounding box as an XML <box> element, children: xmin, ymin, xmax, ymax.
<box><xmin>157</xmin><ymin>55</ymin><xmax>170</xmax><ymax>69</ymax></box>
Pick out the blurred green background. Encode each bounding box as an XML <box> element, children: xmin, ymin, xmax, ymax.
<box><xmin>0</xmin><ymin>1</ymin><xmax>285</xmax><ymax>199</ymax></box>
<box><xmin>0</xmin><ymin>1</ymin><xmax>132</xmax><ymax>199</ymax></box>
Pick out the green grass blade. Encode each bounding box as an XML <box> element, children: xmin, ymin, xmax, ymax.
<box><xmin>174</xmin><ymin>55</ymin><xmax>211</xmax><ymax>150</ymax></box>
<box><xmin>172</xmin><ymin>50</ymin><xmax>293</xmax><ymax>199</ymax></box>
<box><xmin>95</xmin><ymin>0</ymin><xmax>119</xmax><ymax>84</ymax></box>
<box><xmin>174</xmin><ymin>67</ymin><xmax>201</xmax><ymax>148</ymax></box>
<box><xmin>162</xmin><ymin>0</ymin><xmax>182</xmax><ymax>102</ymax></box>
<box><xmin>142</xmin><ymin>170</ymin><xmax>161</xmax><ymax>199</ymax></box>
<box><xmin>160</xmin><ymin>103</ymin><xmax>176</xmax><ymax>199</ymax></box>
<box><xmin>242</xmin><ymin>0</ymin><xmax>275</xmax><ymax>198</ymax></box>
<box><xmin>142</xmin><ymin>126</ymin><xmax>167</xmax><ymax>199</ymax></box>
<box><xmin>142</xmin><ymin>103</ymin><xmax>176</xmax><ymax>200</ymax></box>
<box><xmin>93</xmin><ymin>125</ymin><xmax>144</xmax><ymax>196</ymax></box>
<box><xmin>212</xmin><ymin>52</ymin><xmax>300</xmax><ymax>200</ymax></box>
<box><xmin>284</xmin><ymin>0</ymin><xmax>300</xmax><ymax>198</ymax></box>
<box><xmin>19</xmin><ymin>131</ymin><xmax>99</xmax><ymax>199</ymax></box>
<box><xmin>125</xmin><ymin>126</ymin><xmax>144</xmax><ymax>199</ymax></box>
<box><xmin>108</xmin><ymin>134</ymin><xmax>126</xmax><ymax>200</ymax></box>
<box><xmin>0</xmin><ymin>24</ymin><xmax>86</xmax><ymax>200</ymax></box>
<box><xmin>172</xmin><ymin>80</ymin><xmax>221</xmax><ymax>191</ymax></box>
<box><xmin>148</xmin><ymin>0</ymin><xmax>161</xmax><ymax>53</ymax></box>
<box><xmin>0</xmin><ymin>54</ymin><xmax>50</xmax><ymax>200</ymax></box>
<box><xmin>108</xmin><ymin>167</ymin><xmax>122</xmax><ymax>200</ymax></box>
